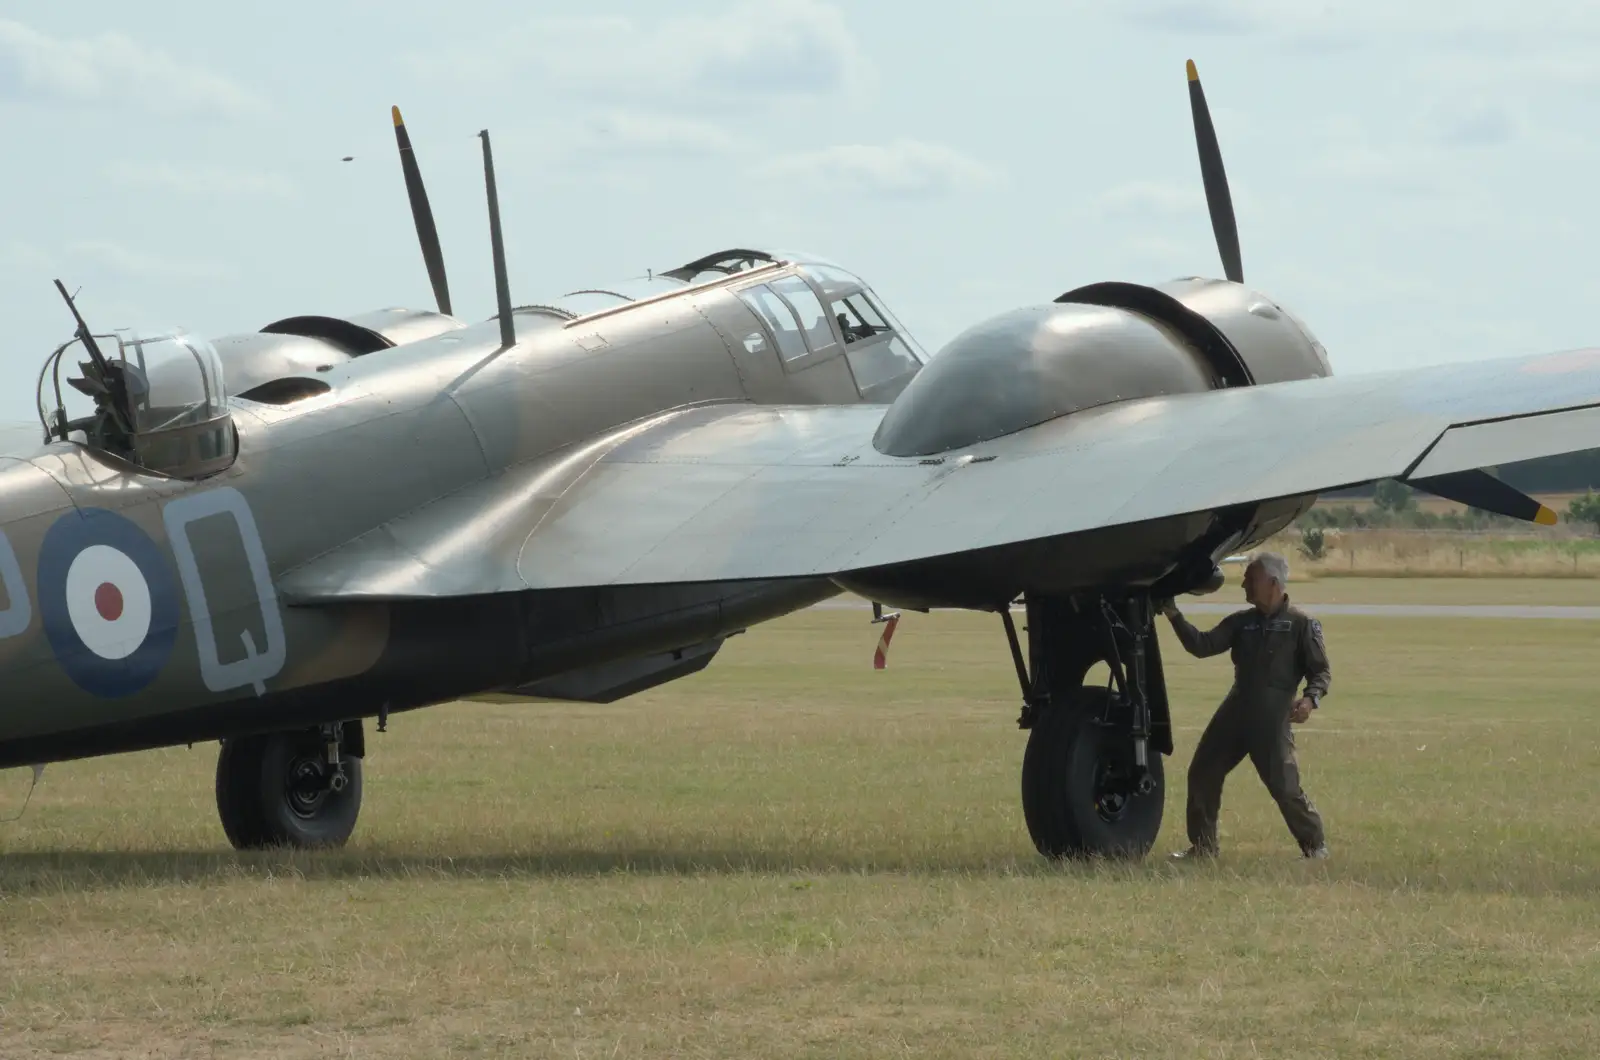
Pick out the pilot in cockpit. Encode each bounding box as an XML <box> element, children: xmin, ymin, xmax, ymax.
<box><xmin>834</xmin><ymin>305</ymin><xmax>878</xmax><ymax>344</ymax></box>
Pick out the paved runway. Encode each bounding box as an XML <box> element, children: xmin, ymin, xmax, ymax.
<box><xmin>812</xmin><ymin>600</ymin><xmax>1600</xmax><ymax>620</ymax></box>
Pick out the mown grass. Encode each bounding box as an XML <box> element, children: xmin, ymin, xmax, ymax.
<box><xmin>2</xmin><ymin>599</ymin><xmax>1599</xmax><ymax>1057</ymax></box>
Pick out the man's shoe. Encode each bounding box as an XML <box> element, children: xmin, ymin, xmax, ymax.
<box><xmin>1170</xmin><ymin>846</ymin><xmax>1216</xmax><ymax>861</ymax></box>
<box><xmin>1303</xmin><ymin>844</ymin><xmax>1330</xmax><ymax>860</ymax></box>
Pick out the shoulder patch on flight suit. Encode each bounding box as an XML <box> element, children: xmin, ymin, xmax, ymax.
<box><xmin>1309</xmin><ymin>617</ymin><xmax>1324</xmax><ymax>647</ymax></box>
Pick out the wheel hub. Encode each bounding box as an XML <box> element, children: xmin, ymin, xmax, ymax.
<box><xmin>1093</xmin><ymin>758</ymin><xmax>1133</xmax><ymax>823</ymax></box>
<box><xmin>285</xmin><ymin>756</ymin><xmax>332</xmax><ymax>818</ymax></box>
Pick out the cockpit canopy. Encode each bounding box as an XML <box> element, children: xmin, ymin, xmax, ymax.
<box><xmin>508</xmin><ymin>247</ymin><xmax>930</xmax><ymax>401</ymax></box>
<box><xmin>729</xmin><ymin>258</ymin><xmax>929</xmax><ymax>400</ymax></box>
<box><xmin>38</xmin><ymin>328</ymin><xmax>237</xmax><ymax>479</ymax></box>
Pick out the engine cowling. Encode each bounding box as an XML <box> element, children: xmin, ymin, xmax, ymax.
<box><xmin>872</xmin><ymin>278</ymin><xmax>1330</xmax><ymax>458</ymax></box>
<box><xmin>213</xmin><ymin>307</ymin><xmax>465</xmax><ymax>399</ymax></box>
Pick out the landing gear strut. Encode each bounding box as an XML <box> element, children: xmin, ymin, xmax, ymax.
<box><xmin>215</xmin><ymin>721</ymin><xmax>364</xmax><ymax>850</ymax></box>
<box><xmin>1011</xmin><ymin>594</ymin><xmax>1171</xmax><ymax>859</ymax></box>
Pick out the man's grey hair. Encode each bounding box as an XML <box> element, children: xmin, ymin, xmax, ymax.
<box><xmin>1251</xmin><ymin>551</ymin><xmax>1290</xmax><ymax>586</ymax></box>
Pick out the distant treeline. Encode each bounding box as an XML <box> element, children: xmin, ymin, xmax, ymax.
<box><xmin>1324</xmin><ymin>448</ymin><xmax>1600</xmax><ymax>497</ymax></box>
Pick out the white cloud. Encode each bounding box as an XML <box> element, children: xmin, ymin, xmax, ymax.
<box><xmin>0</xmin><ymin>239</ymin><xmax>52</xmax><ymax>274</ymax></box>
<box><xmin>1108</xmin><ymin>0</ymin><xmax>1600</xmax><ymax>51</ymax></box>
<box><xmin>65</xmin><ymin>240</ymin><xmax>233</xmax><ymax>281</ymax></box>
<box><xmin>756</xmin><ymin>140</ymin><xmax>1001</xmax><ymax>199</ymax></box>
<box><xmin>108</xmin><ymin>161</ymin><xmax>296</xmax><ymax>199</ymax></box>
<box><xmin>0</xmin><ymin>20</ymin><xmax>268</xmax><ymax>118</ymax></box>
<box><xmin>1421</xmin><ymin>101</ymin><xmax>1518</xmax><ymax>147</ymax></box>
<box><xmin>567</xmin><ymin>110</ymin><xmax>739</xmax><ymax>159</ymax></box>
<box><xmin>412</xmin><ymin>0</ymin><xmax>867</xmax><ymax>102</ymax></box>
<box><xmin>1096</xmin><ymin>181</ymin><xmax>1205</xmax><ymax>217</ymax></box>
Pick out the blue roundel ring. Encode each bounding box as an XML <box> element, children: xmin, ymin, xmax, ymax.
<box><xmin>38</xmin><ymin>507</ymin><xmax>180</xmax><ymax>698</ymax></box>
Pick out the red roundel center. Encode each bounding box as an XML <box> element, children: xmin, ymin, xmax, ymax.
<box><xmin>94</xmin><ymin>582</ymin><xmax>124</xmax><ymax>622</ymax></box>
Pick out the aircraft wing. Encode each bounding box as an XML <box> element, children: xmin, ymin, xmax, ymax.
<box><xmin>277</xmin><ymin>345</ymin><xmax>1600</xmax><ymax>601</ymax></box>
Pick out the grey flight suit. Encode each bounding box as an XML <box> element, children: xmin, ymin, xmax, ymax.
<box><xmin>1167</xmin><ymin>596</ymin><xmax>1330</xmax><ymax>854</ymax></box>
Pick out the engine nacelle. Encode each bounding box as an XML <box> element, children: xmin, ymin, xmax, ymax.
<box><xmin>213</xmin><ymin>307</ymin><xmax>465</xmax><ymax>398</ymax></box>
<box><xmin>872</xmin><ymin>278</ymin><xmax>1330</xmax><ymax>457</ymax></box>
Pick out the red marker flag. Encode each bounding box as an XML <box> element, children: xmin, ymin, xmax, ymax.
<box><xmin>872</xmin><ymin>613</ymin><xmax>900</xmax><ymax>670</ymax></box>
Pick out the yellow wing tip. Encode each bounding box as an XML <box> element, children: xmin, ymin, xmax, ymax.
<box><xmin>1536</xmin><ymin>505</ymin><xmax>1559</xmax><ymax>526</ymax></box>
<box><xmin>392</xmin><ymin>105</ymin><xmax>404</xmax><ymax>126</ymax></box>
<box><xmin>1186</xmin><ymin>59</ymin><xmax>1199</xmax><ymax>81</ymax></box>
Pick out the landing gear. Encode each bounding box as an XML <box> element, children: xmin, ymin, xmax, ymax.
<box><xmin>1009</xmin><ymin>595</ymin><xmax>1172</xmax><ymax>860</ymax></box>
<box><xmin>215</xmin><ymin>722</ymin><xmax>364</xmax><ymax>850</ymax></box>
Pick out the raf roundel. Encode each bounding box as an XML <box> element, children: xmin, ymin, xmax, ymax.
<box><xmin>39</xmin><ymin>507</ymin><xmax>180</xmax><ymax>697</ymax></box>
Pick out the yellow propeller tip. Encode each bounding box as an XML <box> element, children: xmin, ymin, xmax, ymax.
<box><xmin>1186</xmin><ymin>59</ymin><xmax>1199</xmax><ymax>81</ymax></box>
<box><xmin>1536</xmin><ymin>505</ymin><xmax>1559</xmax><ymax>526</ymax></box>
<box><xmin>392</xmin><ymin>105</ymin><xmax>404</xmax><ymax>126</ymax></box>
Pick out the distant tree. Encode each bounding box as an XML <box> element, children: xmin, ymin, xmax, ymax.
<box><xmin>1566</xmin><ymin>491</ymin><xmax>1600</xmax><ymax>534</ymax></box>
<box><xmin>1372</xmin><ymin>478</ymin><xmax>1416</xmax><ymax>513</ymax></box>
<box><xmin>1299</xmin><ymin>527</ymin><xmax>1327</xmax><ymax>561</ymax></box>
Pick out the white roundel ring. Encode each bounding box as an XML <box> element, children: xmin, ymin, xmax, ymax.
<box><xmin>39</xmin><ymin>506</ymin><xmax>180</xmax><ymax>698</ymax></box>
<box><xmin>63</xmin><ymin>544</ymin><xmax>154</xmax><ymax>660</ymax></box>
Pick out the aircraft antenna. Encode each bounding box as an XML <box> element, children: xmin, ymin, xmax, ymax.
<box><xmin>392</xmin><ymin>106</ymin><xmax>453</xmax><ymax>316</ymax></box>
<box><xmin>478</xmin><ymin>129</ymin><xmax>515</xmax><ymax>351</ymax></box>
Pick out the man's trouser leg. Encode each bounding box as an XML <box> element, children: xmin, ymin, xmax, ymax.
<box><xmin>1186</xmin><ymin>701</ymin><xmax>1247</xmax><ymax>853</ymax></box>
<box><xmin>1249</xmin><ymin>713</ymin><xmax>1325</xmax><ymax>853</ymax></box>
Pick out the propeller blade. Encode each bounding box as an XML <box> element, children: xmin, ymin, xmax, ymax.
<box><xmin>1408</xmin><ymin>469</ymin><xmax>1560</xmax><ymax>526</ymax></box>
<box><xmin>1186</xmin><ymin>60</ymin><xmax>1243</xmax><ymax>284</ymax></box>
<box><xmin>392</xmin><ymin>105</ymin><xmax>453</xmax><ymax>317</ymax></box>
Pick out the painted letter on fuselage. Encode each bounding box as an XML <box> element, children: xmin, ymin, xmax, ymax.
<box><xmin>162</xmin><ymin>487</ymin><xmax>286</xmax><ymax>697</ymax></box>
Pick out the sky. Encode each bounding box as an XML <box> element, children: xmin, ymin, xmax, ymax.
<box><xmin>5</xmin><ymin>0</ymin><xmax>1600</xmax><ymax>421</ymax></box>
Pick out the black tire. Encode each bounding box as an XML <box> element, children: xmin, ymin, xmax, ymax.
<box><xmin>1021</xmin><ymin>688</ymin><xmax>1165</xmax><ymax>860</ymax></box>
<box><xmin>215</xmin><ymin>735</ymin><xmax>270</xmax><ymax>849</ymax></box>
<box><xmin>215</xmin><ymin>730</ymin><xmax>362</xmax><ymax>850</ymax></box>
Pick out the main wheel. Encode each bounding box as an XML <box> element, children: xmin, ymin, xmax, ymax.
<box><xmin>215</xmin><ymin>729</ymin><xmax>363</xmax><ymax>850</ymax></box>
<box><xmin>1021</xmin><ymin>688</ymin><xmax>1165</xmax><ymax>859</ymax></box>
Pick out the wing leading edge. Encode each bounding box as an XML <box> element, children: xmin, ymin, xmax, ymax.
<box><xmin>276</xmin><ymin>345</ymin><xmax>1600</xmax><ymax>602</ymax></box>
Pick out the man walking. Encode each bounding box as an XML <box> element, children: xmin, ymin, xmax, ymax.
<box><xmin>1159</xmin><ymin>552</ymin><xmax>1330</xmax><ymax>860</ymax></box>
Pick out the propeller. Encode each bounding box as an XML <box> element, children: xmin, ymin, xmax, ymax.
<box><xmin>392</xmin><ymin>105</ymin><xmax>453</xmax><ymax>317</ymax></box>
<box><xmin>1186</xmin><ymin>59</ymin><xmax>1243</xmax><ymax>284</ymax></box>
<box><xmin>1180</xmin><ymin>62</ymin><xmax>1560</xmax><ymax>528</ymax></box>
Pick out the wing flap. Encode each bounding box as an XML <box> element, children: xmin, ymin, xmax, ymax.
<box><xmin>1407</xmin><ymin>403</ymin><xmax>1600</xmax><ymax>480</ymax></box>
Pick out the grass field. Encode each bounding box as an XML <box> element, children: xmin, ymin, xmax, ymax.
<box><xmin>1313</xmin><ymin>490</ymin><xmax>1591</xmax><ymax>516</ymax></box>
<box><xmin>1265</xmin><ymin>490</ymin><xmax>1600</xmax><ymax>579</ymax></box>
<box><xmin>3</xmin><ymin>584</ymin><xmax>1600</xmax><ymax>1057</ymax></box>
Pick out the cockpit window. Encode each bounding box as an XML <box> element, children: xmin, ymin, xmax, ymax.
<box><xmin>768</xmin><ymin>275</ymin><xmax>838</xmax><ymax>356</ymax></box>
<box><xmin>38</xmin><ymin>327</ymin><xmax>236</xmax><ymax>479</ymax></box>
<box><xmin>800</xmin><ymin>264</ymin><xmax>864</xmax><ymax>298</ymax></box>
<box><xmin>795</xmin><ymin>263</ymin><xmax>930</xmax><ymax>366</ymax></box>
<box><xmin>832</xmin><ymin>293</ymin><xmax>889</xmax><ymax>343</ymax></box>
<box><xmin>737</xmin><ymin>284</ymin><xmax>808</xmax><ymax>361</ymax></box>
<box><xmin>822</xmin><ymin>290</ymin><xmax>920</xmax><ymax>396</ymax></box>
<box><xmin>120</xmin><ymin>331</ymin><xmax>229</xmax><ymax>433</ymax></box>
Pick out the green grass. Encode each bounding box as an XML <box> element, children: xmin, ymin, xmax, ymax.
<box><xmin>3</xmin><ymin>601</ymin><xmax>1600</xmax><ymax>1057</ymax></box>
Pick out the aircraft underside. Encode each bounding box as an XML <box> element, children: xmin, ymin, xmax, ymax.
<box><xmin>1</xmin><ymin>501</ymin><xmax>1300</xmax><ymax>858</ymax></box>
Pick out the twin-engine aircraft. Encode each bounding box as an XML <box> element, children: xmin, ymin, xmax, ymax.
<box><xmin>0</xmin><ymin>64</ymin><xmax>1593</xmax><ymax>858</ymax></box>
